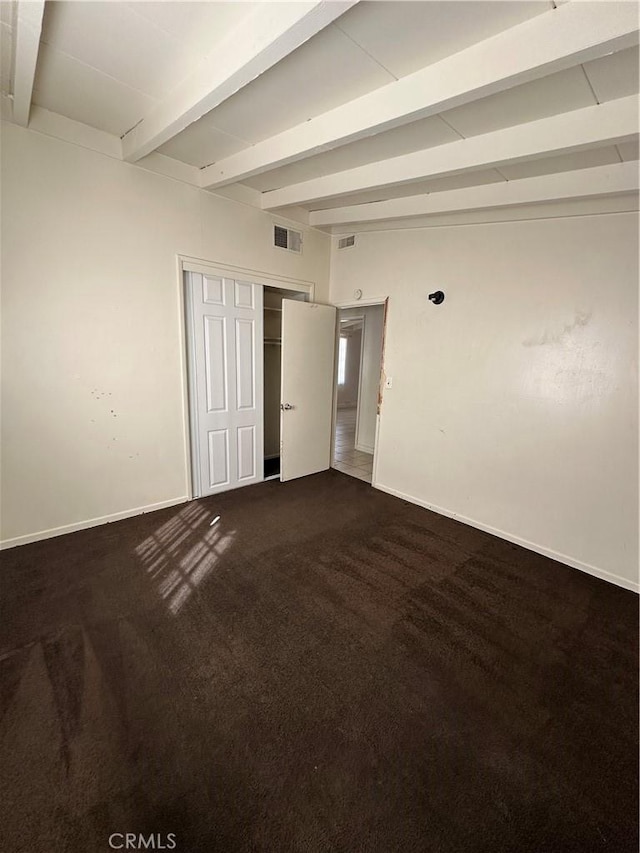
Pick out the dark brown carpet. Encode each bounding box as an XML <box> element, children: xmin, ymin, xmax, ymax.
<box><xmin>0</xmin><ymin>470</ymin><xmax>637</xmax><ymax>853</ymax></box>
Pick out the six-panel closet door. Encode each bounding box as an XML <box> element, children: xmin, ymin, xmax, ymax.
<box><xmin>187</xmin><ymin>272</ymin><xmax>264</xmax><ymax>497</ymax></box>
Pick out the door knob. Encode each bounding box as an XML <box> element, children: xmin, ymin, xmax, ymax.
<box><xmin>281</xmin><ymin>403</ymin><xmax>294</xmax><ymax>410</ymax></box>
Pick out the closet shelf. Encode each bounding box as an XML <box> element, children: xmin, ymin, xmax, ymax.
<box><xmin>264</xmin><ymin>307</ymin><xmax>283</xmax><ymax>313</ymax></box>
<box><xmin>264</xmin><ymin>338</ymin><xmax>282</xmax><ymax>345</ymax></box>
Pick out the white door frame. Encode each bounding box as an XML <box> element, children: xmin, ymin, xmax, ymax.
<box><xmin>178</xmin><ymin>255</ymin><xmax>313</xmax><ymax>500</ymax></box>
<box><xmin>331</xmin><ymin>297</ymin><xmax>389</xmax><ymax>488</ymax></box>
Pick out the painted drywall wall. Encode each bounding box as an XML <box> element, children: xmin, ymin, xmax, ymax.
<box><xmin>0</xmin><ymin>122</ymin><xmax>330</xmax><ymax>545</ymax></box>
<box><xmin>340</xmin><ymin>306</ymin><xmax>384</xmax><ymax>453</ymax></box>
<box><xmin>330</xmin><ymin>214</ymin><xmax>639</xmax><ymax>589</ymax></box>
<box><xmin>337</xmin><ymin>325</ymin><xmax>362</xmax><ymax>408</ymax></box>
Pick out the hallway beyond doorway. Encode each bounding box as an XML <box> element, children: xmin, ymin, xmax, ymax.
<box><xmin>332</xmin><ymin>408</ymin><xmax>373</xmax><ymax>483</ymax></box>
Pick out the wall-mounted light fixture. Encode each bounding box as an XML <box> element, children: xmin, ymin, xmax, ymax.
<box><xmin>428</xmin><ymin>290</ymin><xmax>445</xmax><ymax>305</ymax></box>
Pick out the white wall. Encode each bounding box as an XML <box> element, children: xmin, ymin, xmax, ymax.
<box><xmin>0</xmin><ymin>122</ymin><xmax>330</xmax><ymax>545</ymax></box>
<box><xmin>330</xmin><ymin>214</ymin><xmax>639</xmax><ymax>590</ymax></box>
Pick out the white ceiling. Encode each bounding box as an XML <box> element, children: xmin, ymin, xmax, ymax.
<box><xmin>333</xmin><ymin>0</ymin><xmax>552</xmax><ymax>78</ymax></box>
<box><xmin>157</xmin><ymin>0</ymin><xmax>555</xmax><ymax>166</ymax></box>
<box><xmin>1</xmin><ymin>0</ymin><xmax>638</xmax><ymax>230</ymax></box>
<box><xmin>170</xmin><ymin>21</ymin><xmax>396</xmax><ymax>149</ymax></box>
<box><xmin>240</xmin><ymin>56</ymin><xmax>636</xmax><ymax>196</ymax></box>
<box><xmin>27</xmin><ymin>1</ymin><xmax>260</xmax><ymax>135</ymax></box>
<box><xmin>242</xmin><ymin>114</ymin><xmax>463</xmax><ymax>192</ymax></box>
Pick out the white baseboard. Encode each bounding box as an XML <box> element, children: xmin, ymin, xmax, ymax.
<box><xmin>0</xmin><ymin>496</ymin><xmax>189</xmax><ymax>550</ymax></box>
<box><xmin>355</xmin><ymin>442</ymin><xmax>374</xmax><ymax>454</ymax></box>
<box><xmin>4</xmin><ymin>484</ymin><xmax>637</xmax><ymax>594</ymax></box>
<box><xmin>373</xmin><ymin>482</ymin><xmax>639</xmax><ymax>594</ymax></box>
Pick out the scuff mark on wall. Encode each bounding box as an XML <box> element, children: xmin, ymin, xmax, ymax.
<box><xmin>523</xmin><ymin>310</ymin><xmax>592</xmax><ymax>347</ymax></box>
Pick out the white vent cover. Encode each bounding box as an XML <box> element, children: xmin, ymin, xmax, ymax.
<box><xmin>338</xmin><ymin>235</ymin><xmax>356</xmax><ymax>249</ymax></box>
<box><xmin>274</xmin><ymin>224</ymin><xmax>302</xmax><ymax>253</ymax></box>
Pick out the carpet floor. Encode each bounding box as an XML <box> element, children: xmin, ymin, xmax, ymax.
<box><xmin>0</xmin><ymin>471</ymin><xmax>637</xmax><ymax>853</ymax></box>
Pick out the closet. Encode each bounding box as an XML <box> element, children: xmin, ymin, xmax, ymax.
<box><xmin>263</xmin><ymin>287</ymin><xmax>306</xmax><ymax>479</ymax></box>
<box><xmin>184</xmin><ymin>268</ymin><xmax>334</xmax><ymax>499</ymax></box>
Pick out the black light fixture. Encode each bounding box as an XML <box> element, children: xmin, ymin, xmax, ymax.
<box><xmin>428</xmin><ymin>290</ymin><xmax>445</xmax><ymax>305</ymax></box>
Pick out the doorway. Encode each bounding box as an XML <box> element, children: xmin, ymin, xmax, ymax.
<box><xmin>332</xmin><ymin>304</ymin><xmax>385</xmax><ymax>484</ymax></box>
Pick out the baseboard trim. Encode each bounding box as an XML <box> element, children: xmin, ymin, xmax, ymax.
<box><xmin>0</xmin><ymin>496</ymin><xmax>190</xmax><ymax>550</ymax></box>
<box><xmin>373</xmin><ymin>483</ymin><xmax>639</xmax><ymax>593</ymax></box>
<box><xmin>355</xmin><ymin>442</ymin><xmax>374</xmax><ymax>454</ymax></box>
<box><xmin>4</xmin><ymin>485</ymin><xmax>637</xmax><ymax>593</ymax></box>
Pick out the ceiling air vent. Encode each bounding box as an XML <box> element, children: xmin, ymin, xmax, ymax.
<box><xmin>273</xmin><ymin>224</ymin><xmax>302</xmax><ymax>253</ymax></box>
<box><xmin>338</xmin><ymin>235</ymin><xmax>356</xmax><ymax>249</ymax></box>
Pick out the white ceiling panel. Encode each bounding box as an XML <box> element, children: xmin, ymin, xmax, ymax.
<box><xmin>243</xmin><ymin>115</ymin><xmax>462</xmax><ymax>191</ymax></box>
<box><xmin>413</xmin><ymin>169</ymin><xmax>507</xmax><ymax>196</ymax></box>
<box><xmin>440</xmin><ymin>65</ymin><xmax>597</xmax><ymax>138</ymax></box>
<box><xmin>303</xmin><ymin>168</ymin><xmax>506</xmax><ymax>210</ymax></box>
<box><xmin>157</xmin><ymin>114</ymin><xmax>250</xmax><ymax>167</ymax></box>
<box><xmin>40</xmin><ymin>2</ymin><xmax>195</xmax><ymax>99</ymax></box>
<box><xmin>239</xmin><ymin>161</ymin><xmax>318</xmax><ymax>193</ymax></box>
<box><xmin>617</xmin><ymin>139</ymin><xmax>640</xmax><ymax>161</ymax></box>
<box><xmin>199</xmin><ymin>23</ymin><xmax>395</xmax><ymax>144</ymax></box>
<box><xmin>335</xmin><ymin>0</ymin><xmax>552</xmax><ymax>79</ymax></box>
<box><xmin>32</xmin><ymin>42</ymin><xmax>158</xmax><ymax>136</ymax></box>
<box><xmin>582</xmin><ymin>46</ymin><xmax>640</xmax><ymax>103</ymax></box>
<box><xmin>127</xmin><ymin>2</ymin><xmax>259</xmax><ymax>59</ymax></box>
<box><xmin>499</xmin><ymin>146</ymin><xmax>622</xmax><ymax>181</ymax></box>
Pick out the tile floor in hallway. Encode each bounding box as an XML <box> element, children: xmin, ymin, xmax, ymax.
<box><xmin>332</xmin><ymin>407</ymin><xmax>373</xmax><ymax>484</ymax></box>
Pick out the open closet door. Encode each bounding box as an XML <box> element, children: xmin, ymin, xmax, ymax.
<box><xmin>280</xmin><ymin>300</ymin><xmax>336</xmax><ymax>481</ymax></box>
<box><xmin>188</xmin><ymin>272</ymin><xmax>263</xmax><ymax>497</ymax></box>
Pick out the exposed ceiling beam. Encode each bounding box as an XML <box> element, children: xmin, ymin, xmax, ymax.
<box><xmin>12</xmin><ymin>0</ymin><xmax>45</xmax><ymax>127</ymax></box>
<box><xmin>309</xmin><ymin>162</ymin><xmax>640</xmax><ymax>227</ymax></box>
<box><xmin>121</xmin><ymin>1</ymin><xmax>358</xmax><ymax>163</ymax></box>
<box><xmin>261</xmin><ymin>96</ymin><xmax>639</xmax><ymax>209</ymax></box>
<box><xmin>200</xmin><ymin>1</ymin><xmax>639</xmax><ymax>190</ymax></box>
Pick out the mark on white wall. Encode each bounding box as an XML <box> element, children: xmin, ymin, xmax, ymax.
<box><xmin>522</xmin><ymin>311</ymin><xmax>592</xmax><ymax>347</ymax></box>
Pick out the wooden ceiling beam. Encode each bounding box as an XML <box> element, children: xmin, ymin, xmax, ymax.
<box><xmin>201</xmin><ymin>2</ymin><xmax>639</xmax><ymax>190</ymax></box>
<box><xmin>12</xmin><ymin>0</ymin><xmax>45</xmax><ymax>127</ymax></box>
<box><xmin>262</xmin><ymin>96</ymin><xmax>639</xmax><ymax>209</ymax></box>
<box><xmin>309</xmin><ymin>162</ymin><xmax>640</xmax><ymax>226</ymax></box>
<box><xmin>121</xmin><ymin>1</ymin><xmax>358</xmax><ymax>163</ymax></box>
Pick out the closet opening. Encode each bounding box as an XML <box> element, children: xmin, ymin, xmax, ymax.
<box><xmin>182</xmin><ymin>263</ymin><xmax>316</xmax><ymax>500</ymax></box>
<box><xmin>262</xmin><ymin>286</ymin><xmax>306</xmax><ymax>480</ymax></box>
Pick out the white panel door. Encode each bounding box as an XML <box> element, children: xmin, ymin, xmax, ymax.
<box><xmin>187</xmin><ymin>272</ymin><xmax>263</xmax><ymax>497</ymax></box>
<box><xmin>281</xmin><ymin>300</ymin><xmax>337</xmax><ymax>481</ymax></box>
